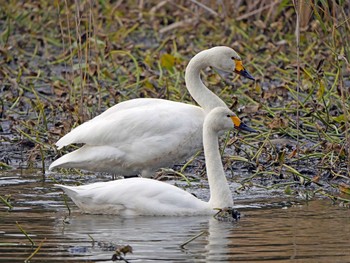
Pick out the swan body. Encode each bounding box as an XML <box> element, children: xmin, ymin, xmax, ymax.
<box><xmin>49</xmin><ymin>46</ymin><xmax>254</xmax><ymax>176</ymax></box>
<box><xmin>56</xmin><ymin>107</ymin><xmax>245</xmax><ymax>216</ymax></box>
<box><xmin>50</xmin><ymin>100</ymin><xmax>204</xmax><ymax>176</ymax></box>
<box><xmin>56</xmin><ymin>178</ymin><xmax>210</xmax><ymax>216</ymax></box>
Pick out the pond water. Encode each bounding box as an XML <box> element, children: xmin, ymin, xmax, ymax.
<box><xmin>1</xmin><ymin>171</ymin><xmax>350</xmax><ymax>262</ymax></box>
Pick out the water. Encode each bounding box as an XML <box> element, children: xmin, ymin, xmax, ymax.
<box><xmin>1</xmin><ymin>171</ymin><xmax>350</xmax><ymax>262</ymax></box>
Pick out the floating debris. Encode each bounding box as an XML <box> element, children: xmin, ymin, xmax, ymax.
<box><xmin>214</xmin><ymin>207</ymin><xmax>241</xmax><ymax>222</ymax></box>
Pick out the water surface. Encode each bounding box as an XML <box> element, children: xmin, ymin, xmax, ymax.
<box><xmin>0</xmin><ymin>171</ymin><xmax>349</xmax><ymax>262</ymax></box>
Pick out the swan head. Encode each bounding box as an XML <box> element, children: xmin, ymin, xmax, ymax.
<box><xmin>205</xmin><ymin>107</ymin><xmax>257</xmax><ymax>133</ymax></box>
<box><xmin>206</xmin><ymin>46</ymin><xmax>255</xmax><ymax>81</ymax></box>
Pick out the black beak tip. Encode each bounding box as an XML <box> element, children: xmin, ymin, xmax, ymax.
<box><xmin>246</xmin><ymin>74</ymin><xmax>255</xmax><ymax>81</ymax></box>
<box><xmin>239</xmin><ymin>69</ymin><xmax>255</xmax><ymax>81</ymax></box>
<box><xmin>236</xmin><ymin>122</ymin><xmax>258</xmax><ymax>133</ymax></box>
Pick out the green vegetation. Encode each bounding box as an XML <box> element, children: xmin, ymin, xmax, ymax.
<box><xmin>0</xmin><ymin>1</ymin><xmax>349</xmax><ymax>203</ymax></box>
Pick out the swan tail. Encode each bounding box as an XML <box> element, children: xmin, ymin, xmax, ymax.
<box><xmin>49</xmin><ymin>145</ymin><xmax>125</xmax><ymax>172</ymax></box>
<box><xmin>55</xmin><ymin>126</ymin><xmax>87</xmax><ymax>149</ymax></box>
<box><xmin>49</xmin><ymin>149</ymin><xmax>81</xmax><ymax>171</ymax></box>
<box><xmin>55</xmin><ymin>184</ymin><xmax>78</xmax><ymax>198</ymax></box>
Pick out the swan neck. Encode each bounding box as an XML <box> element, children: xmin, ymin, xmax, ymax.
<box><xmin>185</xmin><ymin>52</ymin><xmax>227</xmax><ymax>113</ymax></box>
<box><xmin>204</xmin><ymin>127</ymin><xmax>233</xmax><ymax>209</ymax></box>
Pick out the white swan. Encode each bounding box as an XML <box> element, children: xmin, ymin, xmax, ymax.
<box><xmin>55</xmin><ymin>107</ymin><xmax>253</xmax><ymax>216</ymax></box>
<box><xmin>49</xmin><ymin>46</ymin><xmax>255</xmax><ymax>177</ymax></box>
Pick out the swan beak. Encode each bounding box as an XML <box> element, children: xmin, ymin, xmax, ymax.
<box><xmin>231</xmin><ymin>116</ymin><xmax>257</xmax><ymax>133</ymax></box>
<box><xmin>236</xmin><ymin>68</ymin><xmax>255</xmax><ymax>81</ymax></box>
<box><xmin>236</xmin><ymin>122</ymin><xmax>258</xmax><ymax>133</ymax></box>
<box><xmin>234</xmin><ymin>60</ymin><xmax>255</xmax><ymax>81</ymax></box>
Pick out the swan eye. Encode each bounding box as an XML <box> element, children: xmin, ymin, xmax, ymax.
<box><xmin>226</xmin><ymin>114</ymin><xmax>231</xmax><ymax>117</ymax></box>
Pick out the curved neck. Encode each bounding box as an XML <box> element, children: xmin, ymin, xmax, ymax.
<box><xmin>203</xmin><ymin>126</ymin><xmax>233</xmax><ymax>209</ymax></box>
<box><xmin>185</xmin><ymin>52</ymin><xmax>227</xmax><ymax>114</ymax></box>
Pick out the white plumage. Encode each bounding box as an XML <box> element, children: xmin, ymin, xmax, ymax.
<box><xmin>56</xmin><ymin>107</ymin><xmax>246</xmax><ymax>216</ymax></box>
<box><xmin>49</xmin><ymin>46</ymin><xmax>254</xmax><ymax>176</ymax></box>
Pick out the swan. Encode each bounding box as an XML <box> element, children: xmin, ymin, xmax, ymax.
<box><xmin>49</xmin><ymin>46</ymin><xmax>255</xmax><ymax>177</ymax></box>
<box><xmin>55</xmin><ymin>107</ymin><xmax>255</xmax><ymax>216</ymax></box>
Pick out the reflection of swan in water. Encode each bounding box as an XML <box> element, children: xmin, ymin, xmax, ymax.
<box><xmin>56</xmin><ymin>201</ymin><xmax>350</xmax><ymax>261</ymax></box>
<box><xmin>59</xmin><ymin>214</ymin><xmax>231</xmax><ymax>261</ymax></box>
<box><xmin>57</xmin><ymin>214</ymin><xmax>214</xmax><ymax>262</ymax></box>
<box><xmin>55</xmin><ymin>107</ymin><xmax>255</xmax><ymax>216</ymax></box>
<box><xmin>203</xmin><ymin>218</ymin><xmax>234</xmax><ymax>262</ymax></box>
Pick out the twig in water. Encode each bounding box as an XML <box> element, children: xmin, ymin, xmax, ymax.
<box><xmin>62</xmin><ymin>193</ymin><xmax>71</xmax><ymax>216</ymax></box>
<box><xmin>25</xmin><ymin>238</ymin><xmax>46</xmax><ymax>263</ymax></box>
<box><xmin>88</xmin><ymin>233</ymin><xmax>95</xmax><ymax>246</ymax></box>
<box><xmin>180</xmin><ymin>230</ymin><xmax>207</xmax><ymax>249</ymax></box>
<box><xmin>16</xmin><ymin>221</ymin><xmax>36</xmax><ymax>247</ymax></box>
<box><xmin>0</xmin><ymin>195</ymin><xmax>13</xmax><ymax>210</ymax></box>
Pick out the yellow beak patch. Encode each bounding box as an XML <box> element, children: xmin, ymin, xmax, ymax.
<box><xmin>235</xmin><ymin>60</ymin><xmax>244</xmax><ymax>72</ymax></box>
<box><xmin>230</xmin><ymin>116</ymin><xmax>241</xmax><ymax>127</ymax></box>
